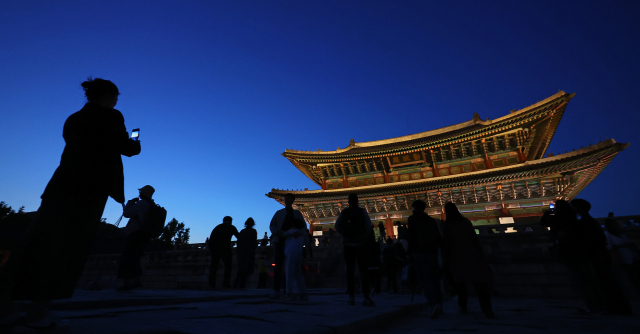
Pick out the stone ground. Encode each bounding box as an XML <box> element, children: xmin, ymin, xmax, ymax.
<box><xmin>3</xmin><ymin>288</ymin><xmax>640</xmax><ymax>334</ymax></box>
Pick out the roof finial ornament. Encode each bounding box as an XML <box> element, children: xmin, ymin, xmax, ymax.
<box><xmin>350</xmin><ymin>138</ymin><xmax>355</xmax><ymax>146</ymax></box>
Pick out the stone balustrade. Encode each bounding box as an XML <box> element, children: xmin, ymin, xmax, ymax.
<box><xmin>79</xmin><ymin>219</ymin><xmax>640</xmax><ymax>298</ymax></box>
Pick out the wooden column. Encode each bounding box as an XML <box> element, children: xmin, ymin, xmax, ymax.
<box><xmin>430</xmin><ymin>150</ymin><xmax>440</xmax><ymax>177</ymax></box>
<box><xmin>385</xmin><ymin>218</ymin><xmax>395</xmax><ymax>238</ymax></box>
<box><xmin>481</xmin><ymin>139</ymin><xmax>492</xmax><ymax>169</ymax></box>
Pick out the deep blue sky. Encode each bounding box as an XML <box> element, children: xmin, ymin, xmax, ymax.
<box><xmin>1</xmin><ymin>1</ymin><xmax>639</xmax><ymax>243</ymax></box>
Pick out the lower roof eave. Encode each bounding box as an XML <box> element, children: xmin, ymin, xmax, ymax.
<box><xmin>267</xmin><ymin>139</ymin><xmax>628</xmax><ymax>202</ymax></box>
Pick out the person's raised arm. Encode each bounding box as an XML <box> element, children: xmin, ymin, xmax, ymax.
<box><xmin>111</xmin><ymin>110</ymin><xmax>141</xmax><ymax>157</ymax></box>
<box><xmin>123</xmin><ymin>198</ymin><xmax>141</xmax><ymax>218</ymax></box>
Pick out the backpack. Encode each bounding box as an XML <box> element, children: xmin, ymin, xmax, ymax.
<box><xmin>142</xmin><ymin>201</ymin><xmax>167</xmax><ymax>238</ymax></box>
<box><xmin>341</xmin><ymin>207</ymin><xmax>367</xmax><ymax>239</ymax></box>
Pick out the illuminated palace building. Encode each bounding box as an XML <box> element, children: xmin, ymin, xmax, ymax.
<box><xmin>267</xmin><ymin>92</ymin><xmax>628</xmax><ymax>238</ymax></box>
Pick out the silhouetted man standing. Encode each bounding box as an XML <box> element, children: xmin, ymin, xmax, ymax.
<box><xmin>208</xmin><ymin>216</ymin><xmax>239</xmax><ymax>289</ymax></box>
<box><xmin>336</xmin><ymin>193</ymin><xmax>375</xmax><ymax>306</ymax></box>
<box><xmin>268</xmin><ymin>193</ymin><xmax>305</xmax><ymax>299</ymax></box>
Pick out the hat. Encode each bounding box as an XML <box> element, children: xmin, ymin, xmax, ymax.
<box><xmin>139</xmin><ymin>185</ymin><xmax>155</xmax><ymax>198</ymax></box>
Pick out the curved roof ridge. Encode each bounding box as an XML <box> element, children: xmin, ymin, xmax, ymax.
<box><xmin>284</xmin><ymin>91</ymin><xmax>572</xmax><ymax>155</ymax></box>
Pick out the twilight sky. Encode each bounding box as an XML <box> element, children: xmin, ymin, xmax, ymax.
<box><xmin>1</xmin><ymin>1</ymin><xmax>639</xmax><ymax>243</ymax></box>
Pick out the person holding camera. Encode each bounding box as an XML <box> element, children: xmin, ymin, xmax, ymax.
<box><xmin>117</xmin><ymin>185</ymin><xmax>156</xmax><ymax>291</ymax></box>
<box><xmin>0</xmin><ymin>77</ymin><xmax>141</xmax><ymax>329</ymax></box>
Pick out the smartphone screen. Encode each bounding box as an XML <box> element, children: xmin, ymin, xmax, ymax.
<box><xmin>131</xmin><ymin>128</ymin><xmax>140</xmax><ymax>141</ymax></box>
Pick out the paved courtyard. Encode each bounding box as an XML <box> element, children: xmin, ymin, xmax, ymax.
<box><xmin>3</xmin><ymin>288</ymin><xmax>640</xmax><ymax>334</ymax></box>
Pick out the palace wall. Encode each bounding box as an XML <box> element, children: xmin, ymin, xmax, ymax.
<box><xmin>79</xmin><ymin>218</ymin><xmax>640</xmax><ymax>298</ymax></box>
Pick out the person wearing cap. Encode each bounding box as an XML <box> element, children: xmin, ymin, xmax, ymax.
<box><xmin>208</xmin><ymin>216</ymin><xmax>239</xmax><ymax>289</ymax></box>
<box><xmin>116</xmin><ymin>185</ymin><xmax>155</xmax><ymax>291</ymax></box>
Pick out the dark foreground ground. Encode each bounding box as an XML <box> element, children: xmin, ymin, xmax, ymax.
<box><xmin>5</xmin><ymin>288</ymin><xmax>640</xmax><ymax>334</ymax></box>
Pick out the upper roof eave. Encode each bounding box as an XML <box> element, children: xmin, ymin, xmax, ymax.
<box><xmin>284</xmin><ymin>91</ymin><xmax>573</xmax><ymax>158</ymax></box>
<box><xmin>269</xmin><ymin>139</ymin><xmax>626</xmax><ymax>198</ymax></box>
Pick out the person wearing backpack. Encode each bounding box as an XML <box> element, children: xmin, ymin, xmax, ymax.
<box><xmin>335</xmin><ymin>193</ymin><xmax>375</xmax><ymax>306</ymax></box>
<box><xmin>116</xmin><ymin>185</ymin><xmax>156</xmax><ymax>291</ymax></box>
<box><xmin>407</xmin><ymin>199</ymin><xmax>443</xmax><ymax>318</ymax></box>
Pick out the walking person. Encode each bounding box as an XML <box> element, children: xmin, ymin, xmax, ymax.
<box><xmin>116</xmin><ymin>185</ymin><xmax>156</xmax><ymax>291</ymax></box>
<box><xmin>335</xmin><ymin>193</ymin><xmax>375</xmax><ymax>306</ymax></box>
<box><xmin>570</xmin><ymin>199</ymin><xmax>632</xmax><ymax>315</ymax></box>
<box><xmin>268</xmin><ymin>193</ymin><xmax>305</xmax><ymax>299</ymax></box>
<box><xmin>442</xmin><ymin>202</ymin><xmax>494</xmax><ymax>318</ymax></box>
<box><xmin>0</xmin><ymin>77</ymin><xmax>141</xmax><ymax>329</ymax></box>
<box><xmin>278</xmin><ymin>218</ymin><xmax>311</xmax><ymax>301</ymax></box>
<box><xmin>208</xmin><ymin>216</ymin><xmax>239</xmax><ymax>289</ymax></box>
<box><xmin>407</xmin><ymin>200</ymin><xmax>443</xmax><ymax>318</ymax></box>
<box><xmin>234</xmin><ymin>218</ymin><xmax>258</xmax><ymax>289</ymax></box>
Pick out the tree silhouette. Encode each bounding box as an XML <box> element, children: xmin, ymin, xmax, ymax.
<box><xmin>158</xmin><ymin>218</ymin><xmax>190</xmax><ymax>246</ymax></box>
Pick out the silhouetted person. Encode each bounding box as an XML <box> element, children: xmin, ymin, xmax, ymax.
<box><xmin>571</xmin><ymin>199</ymin><xmax>632</xmax><ymax>315</ymax></box>
<box><xmin>408</xmin><ymin>200</ymin><xmax>443</xmax><ymax>318</ymax></box>
<box><xmin>335</xmin><ymin>193</ymin><xmax>375</xmax><ymax>306</ymax></box>
<box><xmin>541</xmin><ymin>200</ymin><xmax>603</xmax><ymax>313</ymax></box>
<box><xmin>234</xmin><ymin>218</ymin><xmax>258</xmax><ymax>289</ymax></box>
<box><xmin>604</xmin><ymin>218</ymin><xmax>640</xmax><ymax>293</ymax></box>
<box><xmin>442</xmin><ymin>202</ymin><xmax>494</xmax><ymax>318</ymax></box>
<box><xmin>117</xmin><ymin>185</ymin><xmax>156</xmax><ymax>291</ymax></box>
<box><xmin>377</xmin><ymin>222</ymin><xmax>386</xmax><ymax>241</ymax></box>
<box><xmin>0</xmin><ymin>77</ymin><xmax>141</xmax><ymax>328</ymax></box>
<box><xmin>257</xmin><ymin>251</ymin><xmax>268</xmax><ymax>289</ymax></box>
<box><xmin>268</xmin><ymin>193</ymin><xmax>305</xmax><ymax>299</ymax></box>
<box><xmin>366</xmin><ymin>231</ymin><xmax>382</xmax><ymax>295</ymax></box>
<box><xmin>208</xmin><ymin>216</ymin><xmax>239</xmax><ymax>289</ymax></box>
<box><xmin>260</xmin><ymin>232</ymin><xmax>269</xmax><ymax>247</ymax></box>
<box><xmin>279</xmin><ymin>218</ymin><xmax>311</xmax><ymax>301</ymax></box>
<box><xmin>383</xmin><ymin>237</ymin><xmax>399</xmax><ymax>293</ymax></box>
<box><xmin>397</xmin><ymin>222</ymin><xmax>409</xmax><ymax>252</ymax></box>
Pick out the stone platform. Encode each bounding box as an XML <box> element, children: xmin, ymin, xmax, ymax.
<box><xmin>5</xmin><ymin>288</ymin><xmax>640</xmax><ymax>334</ymax></box>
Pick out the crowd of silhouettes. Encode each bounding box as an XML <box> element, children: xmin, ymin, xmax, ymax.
<box><xmin>1</xmin><ymin>77</ymin><xmax>638</xmax><ymax>331</ymax></box>
<box><xmin>541</xmin><ymin>199</ymin><xmax>634</xmax><ymax>315</ymax></box>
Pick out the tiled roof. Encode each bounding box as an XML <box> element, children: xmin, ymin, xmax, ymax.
<box><xmin>284</xmin><ymin>91</ymin><xmax>572</xmax><ymax>160</ymax></box>
<box><xmin>268</xmin><ymin>139</ymin><xmax>627</xmax><ymax>201</ymax></box>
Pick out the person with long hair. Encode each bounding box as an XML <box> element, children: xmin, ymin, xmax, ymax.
<box><xmin>0</xmin><ymin>77</ymin><xmax>141</xmax><ymax>329</ymax></box>
<box><xmin>441</xmin><ymin>202</ymin><xmax>494</xmax><ymax>318</ymax></box>
<box><xmin>234</xmin><ymin>218</ymin><xmax>258</xmax><ymax>289</ymax></box>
